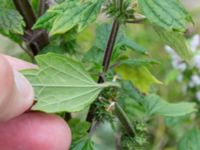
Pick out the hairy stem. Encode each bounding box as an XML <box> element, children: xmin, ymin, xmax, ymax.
<box><xmin>86</xmin><ymin>20</ymin><xmax>120</xmax><ymax>123</ymax></box>
<box><xmin>115</xmin><ymin>103</ymin><xmax>135</xmax><ymax>136</ymax></box>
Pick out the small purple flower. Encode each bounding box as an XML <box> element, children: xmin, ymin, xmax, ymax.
<box><xmin>189</xmin><ymin>81</ymin><xmax>195</xmax><ymax>88</ymax></box>
<box><xmin>177</xmin><ymin>74</ymin><xmax>183</xmax><ymax>82</ymax></box>
<box><xmin>193</xmin><ymin>54</ymin><xmax>200</xmax><ymax>70</ymax></box>
<box><xmin>196</xmin><ymin>91</ymin><xmax>200</xmax><ymax>102</ymax></box>
<box><xmin>191</xmin><ymin>75</ymin><xmax>200</xmax><ymax>86</ymax></box>
<box><xmin>190</xmin><ymin>35</ymin><xmax>200</xmax><ymax>52</ymax></box>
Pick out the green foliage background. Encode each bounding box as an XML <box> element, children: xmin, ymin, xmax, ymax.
<box><xmin>0</xmin><ymin>0</ymin><xmax>200</xmax><ymax>150</ymax></box>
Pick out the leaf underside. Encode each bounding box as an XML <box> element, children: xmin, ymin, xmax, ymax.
<box><xmin>22</xmin><ymin>53</ymin><xmax>116</xmax><ymax>113</ymax></box>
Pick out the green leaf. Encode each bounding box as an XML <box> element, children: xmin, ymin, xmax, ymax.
<box><xmin>115</xmin><ymin>65</ymin><xmax>162</xmax><ymax>93</ymax></box>
<box><xmin>95</xmin><ymin>23</ymin><xmax>148</xmax><ymax>54</ymax></box>
<box><xmin>95</xmin><ymin>24</ymin><xmax>113</xmax><ymax>50</ymax></box>
<box><xmin>0</xmin><ymin>0</ymin><xmax>14</xmax><ymax>8</ymax></box>
<box><xmin>120</xmin><ymin>81</ymin><xmax>144</xmax><ymax>103</ymax></box>
<box><xmin>33</xmin><ymin>11</ymin><xmax>58</xmax><ymax>31</ymax></box>
<box><xmin>165</xmin><ymin>116</ymin><xmax>189</xmax><ymax>127</ymax></box>
<box><xmin>83</xmin><ymin>46</ymin><xmax>121</xmax><ymax>68</ymax></box>
<box><xmin>155</xmin><ymin>26</ymin><xmax>192</xmax><ymax>63</ymax></box>
<box><xmin>138</xmin><ymin>0</ymin><xmax>192</xmax><ymax>31</ymax></box>
<box><xmin>34</xmin><ymin>0</ymin><xmax>103</xmax><ymax>35</ymax></box>
<box><xmin>119</xmin><ymin>58</ymin><xmax>159</xmax><ymax>67</ymax></box>
<box><xmin>144</xmin><ymin>94</ymin><xmax>196</xmax><ymax>117</ymax></box>
<box><xmin>78</xmin><ymin>0</ymin><xmax>103</xmax><ymax>31</ymax></box>
<box><xmin>30</xmin><ymin>0</ymin><xmax>39</xmax><ymax>14</ymax></box>
<box><xmin>22</xmin><ymin>53</ymin><xmax>119</xmax><ymax>113</ymax></box>
<box><xmin>69</xmin><ymin>119</ymin><xmax>90</xmax><ymax>141</ymax></box>
<box><xmin>50</xmin><ymin>2</ymin><xmax>89</xmax><ymax>35</ymax></box>
<box><xmin>0</xmin><ymin>8</ymin><xmax>25</xmax><ymax>35</ymax></box>
<box><xmin>122</xmin><ymin>97</ymin><xmax>146</xmax><ymax>121</ymax></box>
<box><xmin>39</xmin><ymin>45</ymin><xmax>66</xmax><ymax>54</ymax></box>
<box><xmin>119</xmin><ymin>36</ymin><xmax>148</xmax><ymax>55</ymax></box>
<box><xmin>83</xmin><ymin>47</ymin><xmax>104</xmax><ymax>65</ymax></box>
<box><xmin>115</xmin><ymin>102</ymin><xmax>136</xmax><ymax>135</ymax></box>
<box><xmin>33</xmin><ymin>1</ymin><xmax>74</xmax><ymax>31</ymax></box>
<box><xmin>164</xmin><ymin>69</ymin><xmax>180</xmax><ymax>84</ymax></box>
<box><xmin>0</xmin><ymin>3</ymin><xmax>24</xmax><ymax>44</ymax></box>
<box><xmin>178</xmin><ymin>128</ymin><xmax>200</xmax><ymax>150</ymax></box>
<box><xmin>84</xmin><ymin>24</ymin><xmax>148</xmax><ymax>67</ymax></box>
<box><xmin>0</xmin><ymin>31</ymin><xmax>22</xmax><ymax>44</ymax></box>
<box><xmin>70</xmin><ymin>137</ymin><xmax>94</xmax><ymax>150</ymax></box>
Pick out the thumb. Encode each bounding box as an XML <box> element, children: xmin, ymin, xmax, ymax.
<box><xmin>0</xmin><ymin>55</ymin><xmax>34</xmax><ymax>121</ymax></box>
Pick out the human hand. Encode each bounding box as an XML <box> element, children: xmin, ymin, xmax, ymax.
<box><xmin>0</xmin><ymin>55</ymin><xmax>71</xmax><ymax>150</ymax></box>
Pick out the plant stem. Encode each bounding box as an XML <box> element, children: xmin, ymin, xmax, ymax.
<box><xmin>99</xmin><ymin>19</ymin><xmax>120</xmax><ymax>83</ymax></box>
<box><xmin>89</xmin><ymin>121</ymin><xmax>101</xmax><ymax>137</ymax></box>
<box><xmin>86</xmin><ymin>20</ymin><xmax>120</xmax><ymax>123</ymax></box>
<box><xmin>38</xmin><ymin>0</ymin><xmax>48</xmax><ymax>17</ymax></box>
<box><xmin>87</xmin><ymin>0</ymin><xmax>136</xmax><ymax>141</ymax></box>
<box><xmin>13</xmin><ymin>0</ymin><xmax>49</xmax><ymax>55</ymax></box>
<box><xmin>13</xmin><ymin>0</ymin><xmax>37</xmax><ymax>29</ymax></box>
<box><xmin>119</xmin><ymin>0</ymin><xmax>123</xmax><ymax>14</ymax></box>
<box><xmin>115</xmin><ymin>103</ymin><xmax>135</xmax><ymax>136</ymax></box>
<box><xmin>64</xmin><ymin>113</ymin><xmax>72</xmax><ymax>122</ymax></box>
<box><xmin>126</xmin><ymin>18</ymin><xmax>146</xmax><ymax>24</ymax></box>
<box><xmin>115</xmin><ymin>133</ymin><xmax>121</xmax><ymax>150</ymax></box>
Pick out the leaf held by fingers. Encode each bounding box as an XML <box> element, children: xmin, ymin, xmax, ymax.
<box><xmin>22</xmin><ymin>53</ymin><xmax>118</xmax><ymax>113</ymax></box>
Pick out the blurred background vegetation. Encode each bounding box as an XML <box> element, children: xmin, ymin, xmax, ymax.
<box><xmin>1</xmin><ymin>0</ymin><xmax>200</xmax><ymax>150</ymax></box>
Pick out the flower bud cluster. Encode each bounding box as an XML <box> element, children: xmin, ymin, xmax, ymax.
<box><xmin>165</xmin><ymin>35</ymin><xmax>200</xmax><ymax>101</ymax></box>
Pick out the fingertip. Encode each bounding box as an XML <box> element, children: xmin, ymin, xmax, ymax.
<box><xmin>52</xmin><ymin>114</ymin><xmax>72</xmax><ymax>149</ymax></box>
<box><xmin>12</xmin><ymin>71</ymin><xmax>35</xmax><ymax>116</ymax></box>
<box><xmin>0</xmin><ymin>55</ymin><xmax>34</xmax><ymax>121</ymax></box>
<box><xmin>0</xmin><ymin>112</ymin><xmax>72</xmax><ymax>150</ymax></box>
<box><xmin>2</xmin><ymin>55</ymin><xmax>37</xmax><ymax>71</ymax></box>
<box><xmin>0</xmin><ymin>55</ymin><xmax>15</xmax><ymax>115</ymax></box>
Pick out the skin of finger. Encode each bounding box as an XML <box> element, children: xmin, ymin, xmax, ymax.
<box><xmin>0</xmin><ymin>55</ymin><xmax>34</xmax><ymax>121</ymax></box>
<box><xmin>0</xmin><ymin>55</ymin><xmax>72</xmax><ymax>149</ymax></box>
<box><xmin>0</xmin><ymin>56</ymin><xmax>15</xmax><ymax>115</ymax></box>
<box><xmin>0</xmin><ymin>71</ymin><xmax>34</xmax><ymax>121</ymax></box>
<box><xmin>0</xmin><ymin>112</ymin><xmax>71</xmax><ymax>150</ymax></box>
<box><xmin>2</xmin><ymin>55</ymin><xmax>37</xmax><ymax>71</ymax></box>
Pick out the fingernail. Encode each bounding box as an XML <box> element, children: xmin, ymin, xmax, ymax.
<box><xmin>0</xmin><ymin>64</ymin><xmax>35</xmax><ymax>121</ymax></box>
<box><xmin>14</xmin><ymin>71</ymin><xmax>34</xmax><ymax>110</ymax></box>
